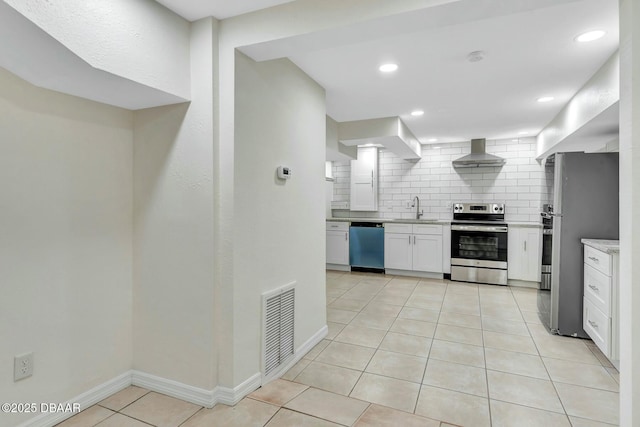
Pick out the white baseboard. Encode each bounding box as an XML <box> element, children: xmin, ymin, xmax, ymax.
<box><xmin>326</xmin><ymin>264</ymin><xmax>350</xmax><ymax>272</ymax></box>
<box><xmin>508</xmin><ymin>279</ymin><xmax>540</xmax><ymax>289</ymax></box>
<box><xmin>294</xmin><ymin>324</ymin><xmax>328</xmax><ymax>362</ymax></box>
<box><xmin>263</xmin><ymin>324</ymin><xmax>328</xmax><ymax>386</ymax></box>
<box><xmin>215</xmin><ymin>373</ymin><xmax>262</xmax><ymax>406</ymax></box>
<box><xmin>16</xmin><ymin>371</ymin><xmax>132</xmax><ymax>427</ymax></box>
<box><xmin>131</xmin><ymin>370</ymin><xmax>215</xmax><ymax>408</ymax></box>
<box><xmin>15</xmin><ymin>327</ymin><xmax>328</xmax><ymax>427</ymax></box>
<box><xmin>385</xmin><ymin>269</ymin><xmax>444</xmax><ymax>279</ymax></box>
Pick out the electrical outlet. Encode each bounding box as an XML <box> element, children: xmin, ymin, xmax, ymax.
<box><xmin>14</xmin><ymin>352</ymin><xmax>33</xmax><ymax>382</ymax></box>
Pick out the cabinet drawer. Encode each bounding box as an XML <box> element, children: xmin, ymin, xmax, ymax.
<box><xmin>584</xmin><ymin>246</ymin><xmax>611</xmax><ymax>276</ymax></box>
<box><xmin>584</xmin><ymin>264</ymin><xmax>612</xmax><ymax>316</ymax></box>
<box><xmin>384</xmin><ymin>223</ymin><xmax>413</xmax><ymax>234</ymax></box>
<box><xmin>583</xmin><ymin>297</ymin><xmax>611</xmax><ymax>357</ymax></box>
<box><xmin>412</xmin><ymin>224</ymin><xmax>442</xmax><ymax>235</ymax></box>
<box><xmin>326</xmin><ymin>221</ymin><xmax>349</xmax><ymax>231</ymax></box>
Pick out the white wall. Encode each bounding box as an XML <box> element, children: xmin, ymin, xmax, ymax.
<box><xmin>232</xmin><ymin>52</ymin><xmax>326</xmax><ymax>383</ymax></box>
<box><xmin>618</xmin><ymin>0</ymin><xmax>640</xmax><ymax>424</ymax></box>
<box><xmin>3</xmin><ymin>0</ymin><xmax>191</xmax><ymax>102</ymax></box>
<box><xmin>133</xmin><ymin>18</ymin><xmax>217</xmax><ymax>390</ymax></box>
<box><xmin>0</xmin><ymin>68</ymin><xmax>133</xmax><ymax>426</ymax></box>
<box><xmin>333</xmin><ymin>138</ymin><xmax>552</xmax><ymax>222</ymax></box>
<box><xmin>537</xmin><ymin>52</ymin><xmax>619</xmax><ymax>158</ymax></box>
<box><xmin>215</xmin><ymin>0</ymin><xmax>447</xmax><ymax>388</ymax></box>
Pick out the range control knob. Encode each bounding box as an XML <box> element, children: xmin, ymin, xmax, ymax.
<box><xmin>494</xmin><ymin>206</ymin><xmax>498</xmax><ymax>211</ymax></box>
<box><xmin>499</xmin><ymin>206</ymin><xmax>504</xmax><ymax>211</ymax></box>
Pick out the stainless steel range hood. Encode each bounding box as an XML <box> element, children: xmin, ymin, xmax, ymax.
<box><xmin>452</xmin><ymin>139</ymin><xmax>506</xmax><ymax>168</ymax></box>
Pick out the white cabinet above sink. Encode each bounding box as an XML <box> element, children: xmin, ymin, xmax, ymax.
<box><xmin>350</xmin><ymin>147</ymin><xmax>378</xmax><ymax>211</ymax></box>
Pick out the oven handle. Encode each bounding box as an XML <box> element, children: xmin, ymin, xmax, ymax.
<box><xmin>451</xmin><ymin>224</ymin><xmax>508</xmax><ymax>233</ymax></box>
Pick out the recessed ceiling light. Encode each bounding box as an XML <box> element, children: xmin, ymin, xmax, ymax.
<box><xmin>518</xmin><ymin>131</ymin><xmax>528</xmax><ymax>135</ymax></box>
<box><xmin>411</xmin><ymin>110</ymin><xmax>425</xmax><ymax>116</ymax></box>
<box><xmin>428</xmin><ymin>138</ymin><xmax>438</xmax><ymax>142</ymax></box>
<box><xmin>432</xmin><ymin>146</ymin><xmax>441</xmax><ymax>149</ymax></box>
<box><xmin>379</xmin><ymin>63</ymin><xmax>398</xmax><ymax>73</ymax></box>
<box><xmin>537</xmin><ymin>96</ymin><xmax>555</xmax><ymax>103</ymax></box>
<box><xmin>575</xmin><ymin>30</ymin><xmax>606</xmax><ymax>43</ymax></box>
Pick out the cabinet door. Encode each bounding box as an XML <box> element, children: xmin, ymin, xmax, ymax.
<box><xmin>326</xmin><ymin>230</ymin><xmax>349</xmax><ymax>265</ymax></box>
<box><xmin>507</xmin><ymin>228</ymin><xmax>523</xmax><ymax>279</ymax></box>
<box><xmin>413</xmin><ymin>234</ymin><xmax>443</xmax><ymax>273</ymax></box>
<box><xmin>508</xmin><ymin>227</ymin><xmax>542</xmax><ymax>282</ymax></box>
<box><xmin>521</xmin><ymin>228</ymin><xmax>542</xmax><ymax>281</ymax></box>
<box><xmin>350</xmin><ymin>147</ymin><xmax>378</xmax><ymax>211</ymax></box>
<box><xmin>384</xmin><ymin>233</ymin><xmax>412</xmax><ymax>270</ymax></box>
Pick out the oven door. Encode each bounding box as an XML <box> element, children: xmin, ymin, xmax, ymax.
<box><xmin>451</xmin><ymin>224</ymin><xmax>508</xmax><ymax>269</ymax></box>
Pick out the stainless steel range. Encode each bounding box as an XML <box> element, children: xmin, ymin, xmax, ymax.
<box><xmin>450</xmin><ymin>203</ymin><xmax>508</xmax><ymax>285</ymax></box>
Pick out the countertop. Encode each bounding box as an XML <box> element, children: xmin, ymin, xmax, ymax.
<box><xmin>508</xmin><ymin>222</ymin><xmax>544</xmax><ymax>228</ymax></box>
<box><xmin>581</xmin><ymin>239</ymin><xmax>620</xmax><ymax>254</ymax></box>
<box><xmin>327</xmin><ymin>218</ymin><xmax>543</xmax><ymax>227</ymax></box>
<box><xmin>327</xmin><ymin>217</ymin><xmax>451</xmax><ymax>225</ymax></box>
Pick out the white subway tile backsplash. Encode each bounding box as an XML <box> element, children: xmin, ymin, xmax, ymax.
<box><xmin>331</xmin><ymin>138</ymin><xmax>552</xmax><ymax>222</ymax></box>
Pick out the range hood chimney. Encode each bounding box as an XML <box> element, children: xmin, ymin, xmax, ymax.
<box><xmin>452</xmin><ymin>139</ymin><xmax>506</xmax><ymax>168</ymax></box>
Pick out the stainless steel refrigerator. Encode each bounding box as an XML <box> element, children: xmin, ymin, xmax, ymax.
<box><xmin>541</xmin><ymin>152</ymin><xmax>619</xmax><ymax>337</ymax></box>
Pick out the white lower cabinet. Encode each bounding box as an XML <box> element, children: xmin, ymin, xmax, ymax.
<box><xmin>507</xmin><ymin>225</ymin><xmax>542</xmax><ymax>282</ymax></box>
<box><xmin>384</xmin><ymin>232</ymin><xmax>413</xmax><ymax>270</ymax></box>
<box><xmin>326</xmin><ymin>221</ymin><xmax>349</xmax><ymax>267</ymax></box>
<box><xmin>384</xmin><ymin>223</ymin><xmax>443</xmax><ymax>274</ymax></box>
<box><xmin>413</xmin><ymin>234</ymin><xmax>443</xmax><ymax>273</ymax></box>
<box><xmin>582</xmin><ymin>242</ymin><xmax>619</xmax><ymax>366</ymax></box>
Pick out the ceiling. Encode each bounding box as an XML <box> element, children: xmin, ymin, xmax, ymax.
<box><xmin>154</xmin><ymin>0</ymin><xmax>295</xmax><ymax>21</ymax></box>
<box><xmin>155</xmin><ymin>0</ymin><xmax>619</xmax><ymax>146</ymax></box>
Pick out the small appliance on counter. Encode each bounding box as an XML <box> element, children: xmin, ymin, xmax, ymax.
<box><xmin>450</xmin><ymin>202</ymin><xmax>508</xmax><ymax>285</ymax></box>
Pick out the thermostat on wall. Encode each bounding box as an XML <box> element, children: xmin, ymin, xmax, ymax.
<box><xmin>277</xmin><ymin>166</ymin><xmax>292</xmax><ymax>180</ymax></box>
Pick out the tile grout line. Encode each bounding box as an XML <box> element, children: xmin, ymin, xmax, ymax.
<box><xmin>413</xmin><ymin>283</ymin><xmax>442</xmax><ymax>416</ymax></box>
<box><xmin>480</xmin><ymin>284</ymin><xmax>492</xmax><ymax>427</ymax></box>
<box><xmin>324</xmin><ymin>272</ymin><xmax>619</xmax><ymax>426</ymax></box>
<box><xmin>512</xmin><ymin>286</ymin><xmax>571</xmax><ymax>424</ymax></box>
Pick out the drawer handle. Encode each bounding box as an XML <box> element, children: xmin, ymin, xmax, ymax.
<box><xmin>588</xmin><ymin>256</ymin><xmax>600</xmax><ymax>263</ymax></box>
<box><xmin>588</xmin><ymin>284</ymin><xmax>600</xmax><ymax>292</ymax></box>
<box><xmin>588</xmin><ymin>320</ymin><xmax>599</xmax><ymax>329</ymax></box>
<box><xmin>345</xmin><ymin>232</ymin><xmax>348</xmax><ymax>241</ymax></box>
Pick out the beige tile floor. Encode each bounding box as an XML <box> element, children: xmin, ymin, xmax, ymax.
<box><xmin>57</xmin><ymin>271</ymin><xmax>620</xmax><ymax>427</ymax></box>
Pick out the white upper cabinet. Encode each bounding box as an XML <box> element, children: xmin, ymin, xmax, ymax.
<box><xmin>350</xmin><ymin>147</ymin><xmax>378</xmax><ymax>211</ymax></box>
<box><xmin>507</xmin><ymin>226</ymin><xmax>542</xmax><ymax>282</ymax></box>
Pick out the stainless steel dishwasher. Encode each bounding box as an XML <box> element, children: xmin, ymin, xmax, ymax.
<box><xmin>349</xmin><ymin>222</ymin><xmax>385</xmax><ymax>272</ymax></box>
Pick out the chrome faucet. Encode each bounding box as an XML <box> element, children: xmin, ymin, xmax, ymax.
<box><xmin>412</xmin><ymin>196</ymin><xmax>423</xmax><ymax>219</ymax></box>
